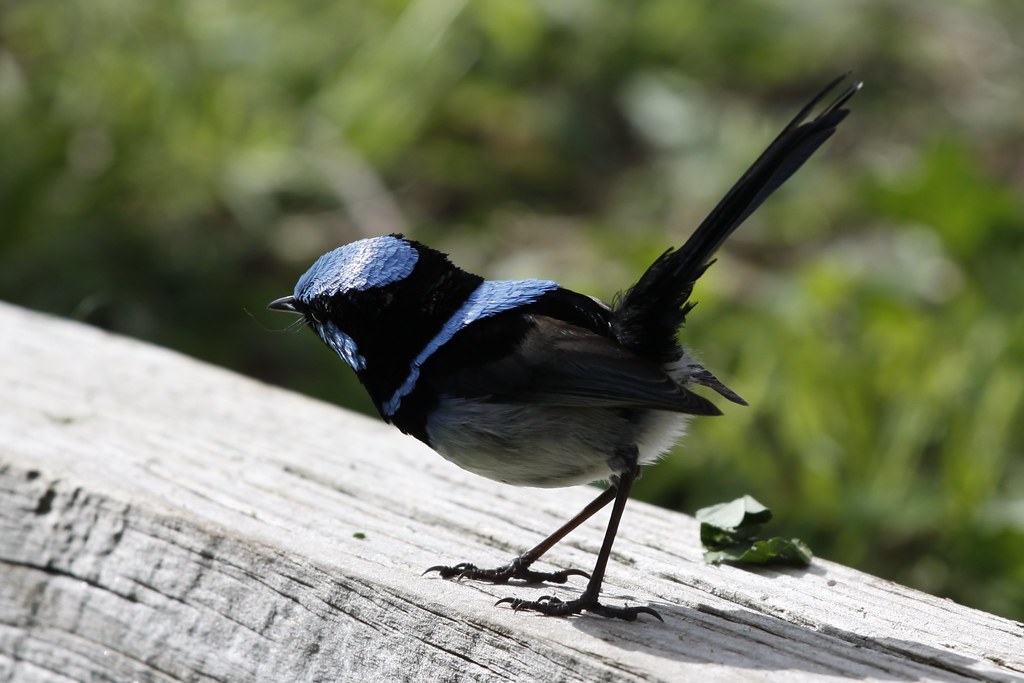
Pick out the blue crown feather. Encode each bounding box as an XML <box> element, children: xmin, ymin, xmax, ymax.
<box><xmin>294</xmin><ymin>235</ymin><xmax>419</xmax><ymax>302</ymax></box>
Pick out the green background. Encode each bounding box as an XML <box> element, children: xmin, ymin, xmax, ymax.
<box><xmin>2</xmin><ymin>1</ymin><xmax>1022</xmax><ymax>621</ymax></box>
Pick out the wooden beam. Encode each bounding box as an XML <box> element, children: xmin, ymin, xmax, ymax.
<box><xmin>1</xmin><ymin>302</ymin><xmax>1021</xmax><ymax>682</ymax></box>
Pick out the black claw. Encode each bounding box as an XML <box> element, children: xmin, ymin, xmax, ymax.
<box><xmin>549</xmin><ymin>568</ymin><xmax>591</xmax><ymax>583</ymax></box>
<box><xmin>495</xmin><ymin>593</ymin><xmax>663</xmax><ymax>622</ymax></box>
<box><xmin>423</xmin><ymin>559</ymin><xmax>588</xmax><ymax>585</ymax></box>
<box><xmin>589</xmin><ymin>602</ymin><xmax>665</xmax><ymax>623</ymax></box>
<box><xmin>423</xmin><ymin>562</ymin><xmax>479</xmax><ymax>579</ymax></box>
<box><xmin>495</xmin><ymin>597</ymin><xmax>532</xmax><ymax>613</ymax></box>
<box><xmin>639</xmin><ymin>607</ymin><xmax>665</xmax><ymax>623</ymax></box>
<box><xmin>428</xmin><ymin>559</ymin><xmax>660</xmax><ymax>621</ymax></box>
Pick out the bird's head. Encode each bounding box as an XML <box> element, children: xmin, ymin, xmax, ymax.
<box><xmin>268</xmin><ymin>234</ymin><xmax>483</xmax><ymax>395</ymax></box>
<box><xmin>268</xmin><ymin>234</ymin><xmax>424</xmax><ymax>372</ymax></box>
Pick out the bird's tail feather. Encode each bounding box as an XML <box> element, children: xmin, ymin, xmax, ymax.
<box><xmin>612</xmin><ymin>75</ymin><xmax>860</xmax><ymax>362</ymax></box>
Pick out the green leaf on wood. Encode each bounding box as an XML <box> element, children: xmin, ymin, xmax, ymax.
<box><xmin>697</xmin><ymin>495</ymin><xmax>812</xmax><ymax>567</ymax></box>
<box><xmin>703</xmin><ymin>537</ymin><xmax>814</xmax><ymax>567</ymax></box>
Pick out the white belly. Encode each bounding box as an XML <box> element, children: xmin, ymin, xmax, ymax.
<box><xmin>426</xmin><ymin>398</ymin><xmax>690</xmax><ymax>488</ymax></box>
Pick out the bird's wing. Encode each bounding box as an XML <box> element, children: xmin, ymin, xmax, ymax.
<box><xmin>438</xmin><ymin>314</ymin><xmax>723</xmax><ymax>416</ymax></box>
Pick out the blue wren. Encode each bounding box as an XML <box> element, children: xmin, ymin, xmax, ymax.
<box><xmin>269</xmin><ymin>76</ymin><xmax>860</xmax><ymax>622</ymax></box>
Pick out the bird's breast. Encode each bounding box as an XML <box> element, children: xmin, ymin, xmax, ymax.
<box><xmin>424</xmin><ymin>398</ymin><xmax>689</xmax><ymax>488</ymax></box>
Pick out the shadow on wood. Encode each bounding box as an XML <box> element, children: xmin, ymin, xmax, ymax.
<box><xmin>1</xmin><ymin>302</ymin><xmax>1022</xmax><ymax>682</ymax></box>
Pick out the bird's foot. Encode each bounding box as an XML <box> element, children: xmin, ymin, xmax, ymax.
<box><xmin>495</xmin><ymin>593</ymin><xmax>663</xmax><ymax>622</ymax></box>
<box><xmin>423</xmin><ymin>557</ymin><xmax>588</xmax><ymax>585</ymax></box>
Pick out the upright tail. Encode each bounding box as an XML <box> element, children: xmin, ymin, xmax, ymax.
<box><xmin>612</xmin><ymin>75</ymin><xmax>861</xmax><ymax>363</ymax></box>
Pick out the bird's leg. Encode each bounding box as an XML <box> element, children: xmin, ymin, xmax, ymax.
<box><xmin>496</xmin><ymin>464</ymin><xmax>662</xmax><ymax>622</ymax></box>
<box><xmin>424</xmin><ymin>485</ymin><xmax>616</xmax><ymax>585</ymax></box>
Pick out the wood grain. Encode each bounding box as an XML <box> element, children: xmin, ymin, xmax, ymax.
<box><xmin>1</xmin><ymin>302</ymin><xmax>1021</xmax><ymax>682</ymax></box>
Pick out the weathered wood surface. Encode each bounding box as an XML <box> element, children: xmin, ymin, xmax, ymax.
<box><xmin>0</xmin><ymin>300</ymin><xmax>1021</xmax><ymax>683</ymax></box>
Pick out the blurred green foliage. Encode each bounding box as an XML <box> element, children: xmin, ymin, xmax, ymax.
<box><xmin>2</xmin><ymin>1</ymin><xmax>1022</xmax><ymax>620</ymax></box>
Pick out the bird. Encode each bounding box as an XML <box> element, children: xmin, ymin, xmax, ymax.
<box><xmin>268</xmin><ymin>75</ymin><xmax>860</xmax><ymax>622</ymax></box>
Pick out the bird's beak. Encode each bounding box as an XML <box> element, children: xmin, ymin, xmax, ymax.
<box><xmin>267</xmin><ymin>296</ymin><xmax>299</xmax><ymax>313</ymax></box>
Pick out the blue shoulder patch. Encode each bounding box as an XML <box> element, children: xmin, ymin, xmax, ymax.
<box><xmin>294</xmin><ymin>236</ymin><xmax>419</xmax><ymax>302</ymax></box>
<box><xmin>383</xmin><ymin>279</ymin><xmax>559</xmax><ymax>416</ymax></box>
